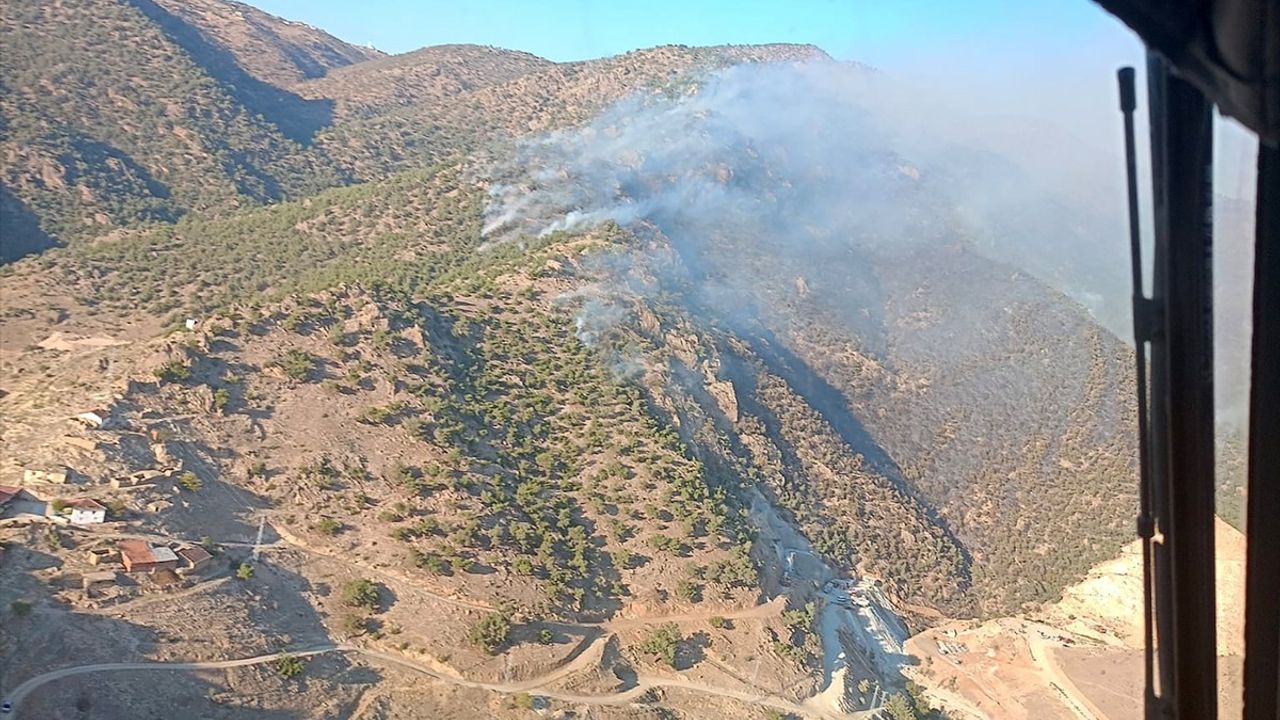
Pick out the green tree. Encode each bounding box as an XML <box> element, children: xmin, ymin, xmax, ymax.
<box><xmin>885</xmin><ymin>693</ymin><xmax>918</xmax><ymax>720</ymax></box>
<box><xmin>469</xmin><ymin>612</ymin><xmax>511</xmax><ymax>653</ymax></box>
<box><xmin>638</xmin><ymin>623</ymin><xmax>682</xmax><ymax>668</ymax></box>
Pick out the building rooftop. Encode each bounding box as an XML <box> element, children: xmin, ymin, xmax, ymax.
<box><xmin>119</xmin><ymin>540</ymin><xmax>178</xmax><ymax>566</ymax></box>
<box><xmin>64</xmin><ymin>498</ymin><xmax>106</xmax><ymax>511</ymax></box>
<box><xmin>176</xmin><ymin>545</ymin><xmax>212</xmax><ymax>564</ymax></box>
<box><xmin>0</xmin><ymin>485</ymin><xmax>19</xmax><ymax>505</ymax></box>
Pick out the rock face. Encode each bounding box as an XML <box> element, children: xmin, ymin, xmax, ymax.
<box><xmin>1044</xmin><ymin>515</ymin><xmax>1245</xmax><ymax>656</ymax></box>
<box><xmin>706</xmin><ymin>379</ymin><xmax>739</xmax><ymax>423</ymax></box>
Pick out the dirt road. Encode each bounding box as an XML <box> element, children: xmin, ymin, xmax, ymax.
<box><xmin>3</xmin><ymin>642</ymin><xmax>836</xmax><ymax>719</ymax></box>
<box><xmin>1024</xmin><ymin>623</ymin><xmax>1107</xmax><ymax>720</ymax></box>
<box><xmin>2</xmin><ymin>646</ymin><xmax>339</xmax><ymax>720</ymax></box>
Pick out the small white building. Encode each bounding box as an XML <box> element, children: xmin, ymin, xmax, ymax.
<box><xmin>74</xmin><ymin>409</ymin><xmax>110</xmax><ymax>429</ymax></box>
<box><xmin>62</xmin><ymin>498</ymin><xmax>107</xmax><ymax>525</ymax></box>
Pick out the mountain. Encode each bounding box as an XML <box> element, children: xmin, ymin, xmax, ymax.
<box><xmin>0</xmin><ymin>0</ymin><xmax>823</xmax><ymax>261</ymax></box>
<box><xmin>0</xmin><ymin>2</ymin><xmax>1149</xmax><ymax>718</ymax></box>
<box><xmin>297</xmin><ymin>44</ymin><xmax>555</xmax><ymax>119</ymax></box>
<box><xmin>147</xmin><ymin>0</ymin><xmax>384</xmax><ymax>87</ymax></box>
<box><xmin>0</xmin><ymin>0</ymin><xmax>347</xmax><ymax>259</ymax></box>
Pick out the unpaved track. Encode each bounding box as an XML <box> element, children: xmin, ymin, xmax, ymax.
<box><xmin>2</xmin><ymin>646</ymin><xmax>338</xmax><ymax>719</ymax></box>
<box><xmin>1024</xmin><ymin>623</ymin><xmax>1105</xmax><ymax>720</ymax></box>
<box><xmin>4</xmin><ymin>643</ymin><xmax>835</xmax><ymax>719</ymax></box>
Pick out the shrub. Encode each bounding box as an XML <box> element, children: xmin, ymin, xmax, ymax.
<box><xmin>11</xmin><ymin>599</ymin><xmax>32</xmax><ymax>617</ymax></box>
<box><xmin>676</xmin><ymin>579</ymin><xmax>703</xmax><ymax>603</ymax></box>
<box><xmin>314</xmin><ymin>518</ymin><xmax>342</xmax><ymax>535</ymax></box>
<box><xmin>637</xmin><ymin>623</ymin><xmax>682</xmax><ymax>668</ymax></box>
<box><xmin>469</xmin><ymin>612</ymin><xmax>511</xmax><ymax>652</ymax></box>
<box><xmin>342</xmin><ymin>614</ymin><xmax>369</xmax><ymax>636</ymax></box>
<box><xmin>411</xmin><ymin>549</ymin><xmax>448</xmax><ymax>575</ymax></box>
<box><xmin>274</xmin><ymin>654</ymin><xmax>305</xmax><ymax>678</ymax></box>
<box><xmin>279</xmin><ymin>350</ymin><xmax>314</xmax><ymax>381</ymax></box>
<box><xmin>341</xmin><ymin>578</ymin><xmax>380</xmax><ymax>611</ymax></box>
<box><xmin>155</xmin><ymin>359</ymin><xmax>191</xmax><ymax>383</ymax></box>
<box><xmin>178</xmin><ymin>471</ymin><xmax>202</xmax><ymax>492</ymax></box>
<box><xmin>236</xmin><ymin>563</ymin><xmax>254</xmax><ymax>580</ymax></box>
<box><xmin>709</xmin><ymin>616</ymin><xmax>730</xmax><ymax>629</ymax></box>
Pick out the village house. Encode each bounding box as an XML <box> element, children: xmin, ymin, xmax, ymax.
<box><xmin>60</xmin><ymin>498</ymin><xmax>107</xmax><ymax>525</ymax></box>
<box><xmin>118</xmin><ymin>540</ymin><xmax>178</xmax><ymax>573</ymax></box>
<box><xmin>175</xmin><ymin>545</ymin><xmax>213</xmax><ymax>573</ymax></box>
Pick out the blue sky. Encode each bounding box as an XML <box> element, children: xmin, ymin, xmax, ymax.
<box><xmin>249</xmin><ymin>0</ymin><xmax>1140</xmax><ymax>70</ymax></box>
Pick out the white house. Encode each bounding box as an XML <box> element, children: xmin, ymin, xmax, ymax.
<box><xmin>62</xmin><ymin>498</ymin><xmax>107</xmax><ymax>525</ymax></box>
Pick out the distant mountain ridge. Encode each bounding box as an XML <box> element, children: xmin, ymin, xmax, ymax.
<box><xmin>0</xmin><ymin>0</ymin><xmax>824</xmax><ymax>261</ymax></box>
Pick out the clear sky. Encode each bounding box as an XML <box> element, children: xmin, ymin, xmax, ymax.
<box><xmin>249</xmin><ymin>0</ymin><xmax>1140</xmax><ymax>70</ymax></box>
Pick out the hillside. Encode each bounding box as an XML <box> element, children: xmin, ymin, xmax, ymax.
<box><xmin>298</xmin><ymin>44</ymin><xmax>555</xmax><ymax>119</ymax></box>
<box><xmin>0</xmin><ymin>0</ymin><xmax>346</xmax><ymax>258</ymax></box>
<box><xmin>0</xmin><ymin>2</ymin><xmax>1149</xmax><ymax>718</ymax></box>
<box><xmin>149</xmin><ymin>0</ymin><xmax>384</xmax><ymax>87</ymax></box>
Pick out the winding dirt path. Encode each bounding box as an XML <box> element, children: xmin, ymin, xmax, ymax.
<box><xmin>2</xmin><ymin>646</ymin><xmax>339</xmax><ymax>720</ymax></box>
<box><xmin>4</xmin><ymin>642</ymin><xmax>834</xmax><ymax>719</ymax></box>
